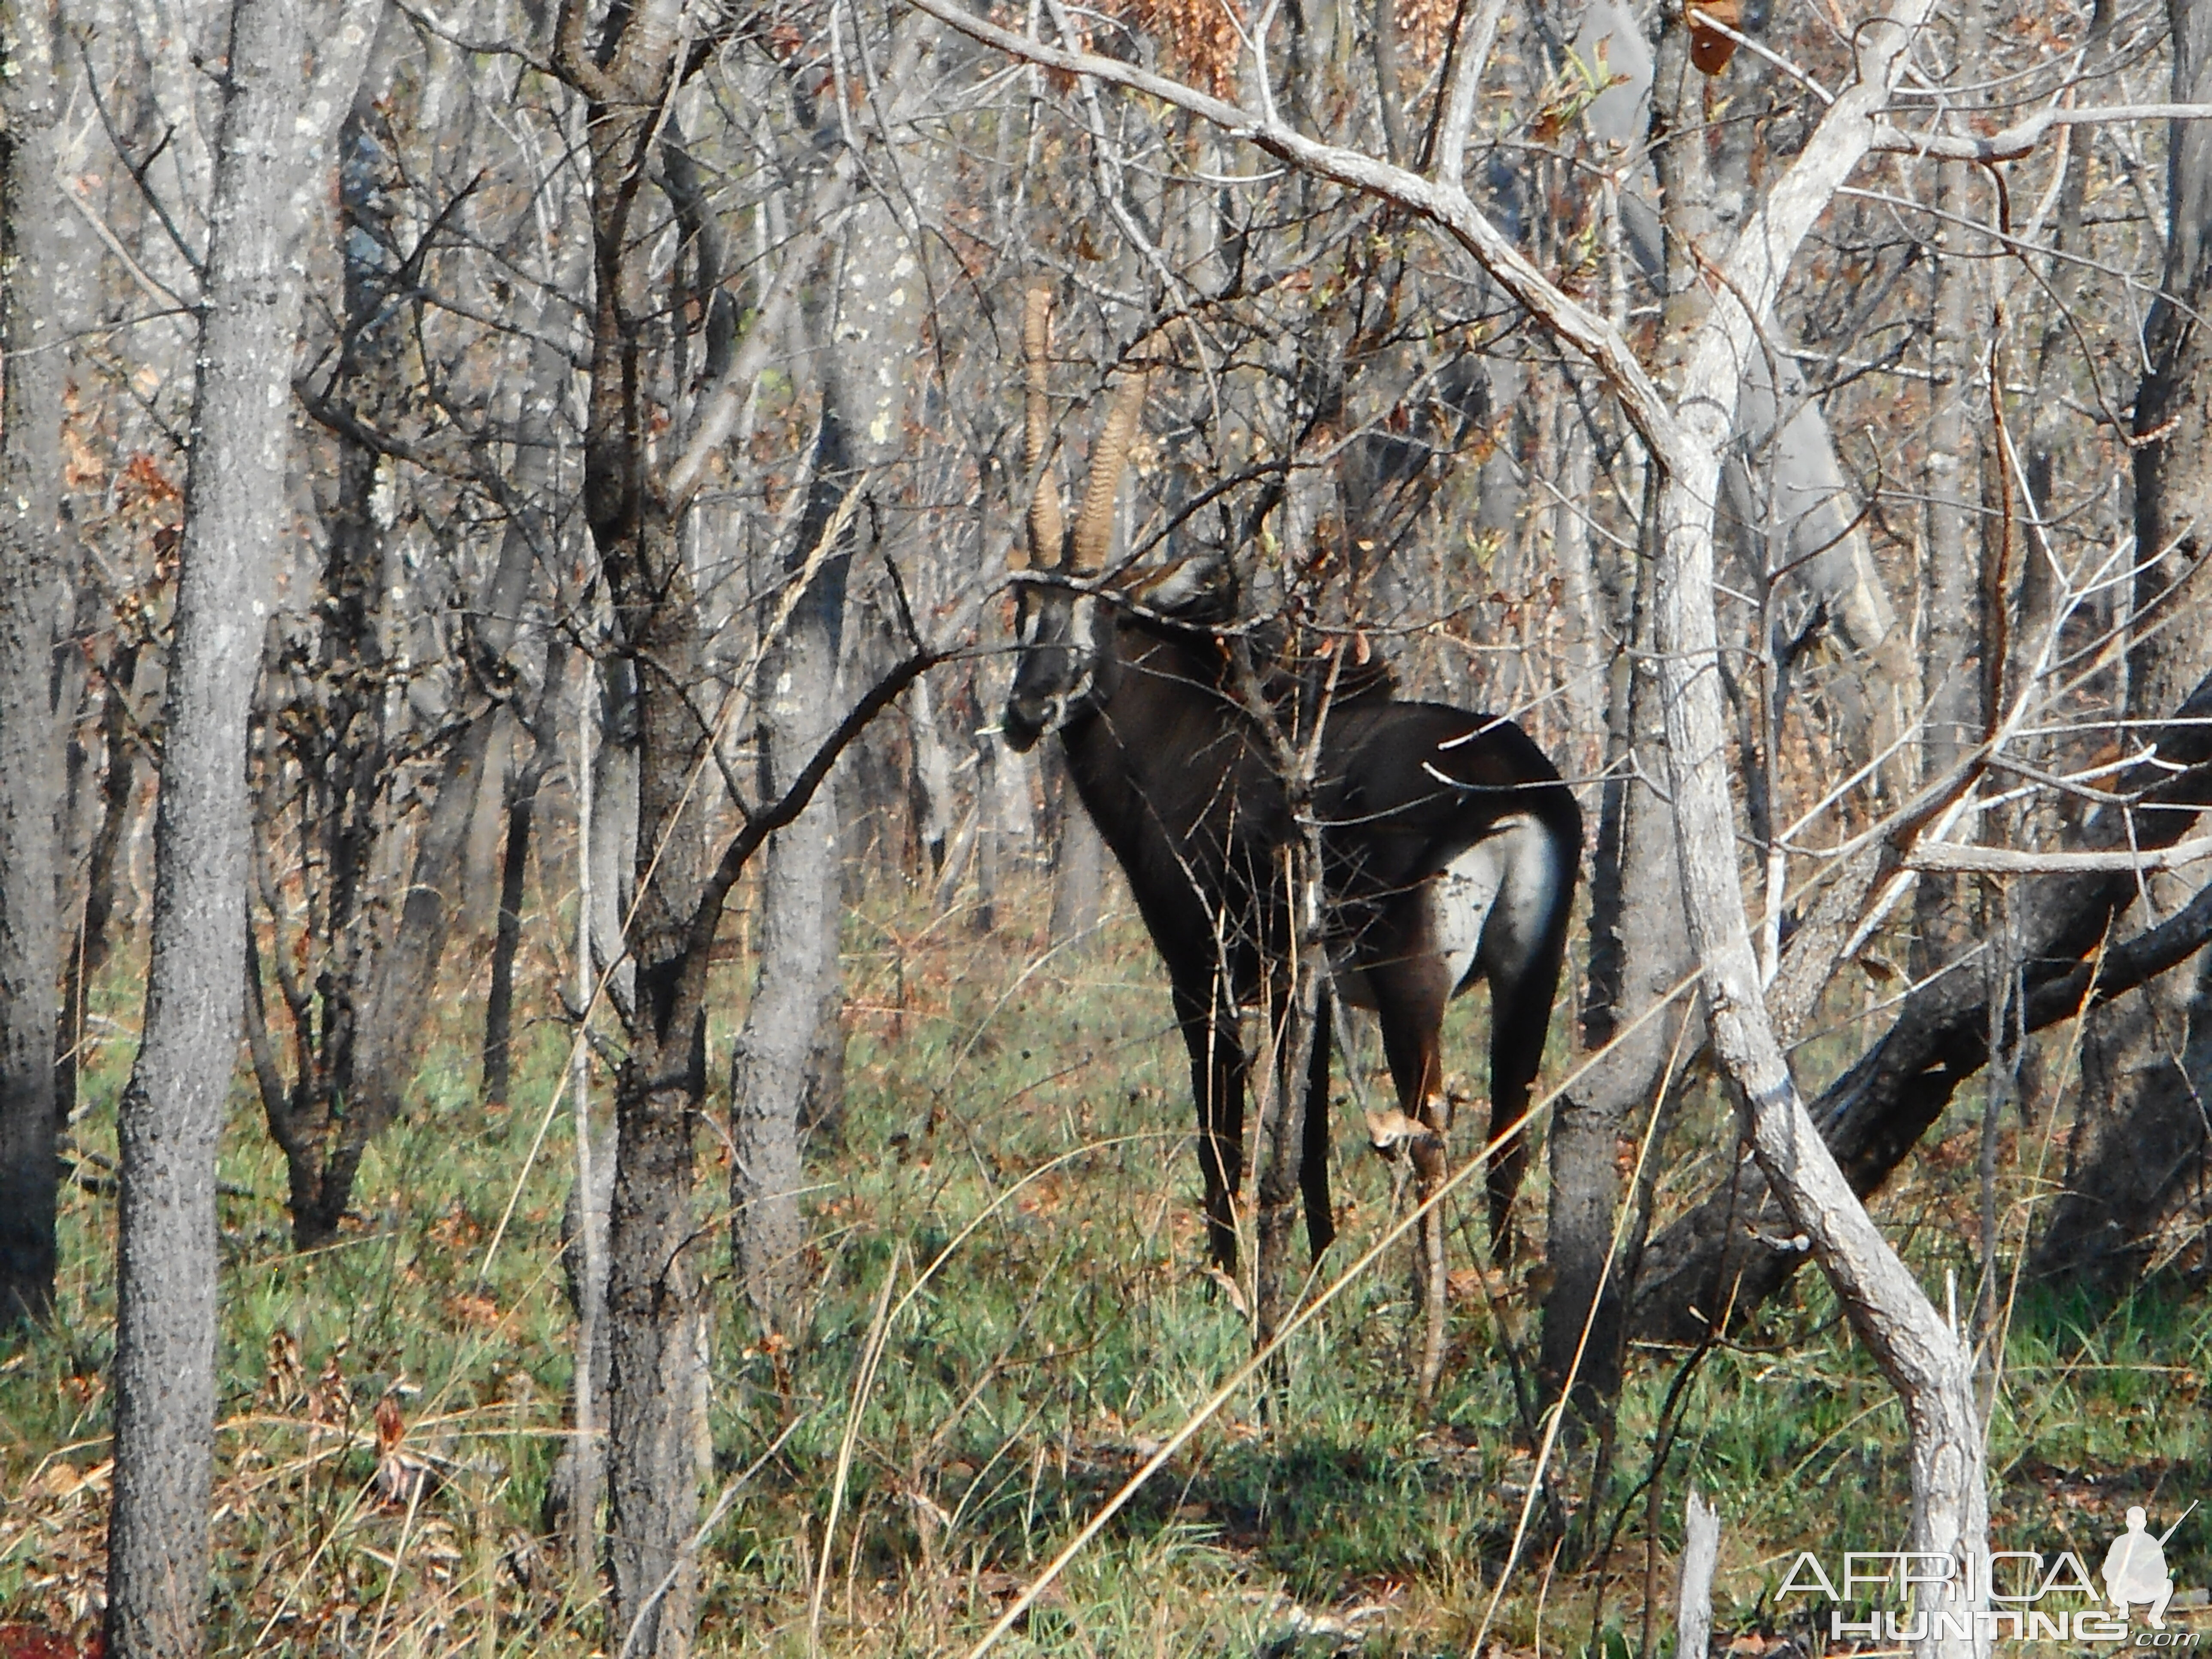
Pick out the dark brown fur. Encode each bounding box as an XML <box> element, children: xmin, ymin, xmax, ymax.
<box><xmin>1007</xmin><ymin>601</ymin><xmax>1581</xmax><ymax>1276</ymax></box>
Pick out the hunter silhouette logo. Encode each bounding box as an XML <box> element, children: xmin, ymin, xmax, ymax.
<box><xmin>2105</xmin><ymin>1504</ymin><xmax>2194</xmax><ymax>1630</ymax></box>
<box><xmin>1781</xmin><ymin>1502</ymin><xmax>2203</xmax><ymax>1644</ymax></box>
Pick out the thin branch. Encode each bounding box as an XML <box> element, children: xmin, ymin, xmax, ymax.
<box><xmin>1910</xmin><ymin>831</ymin><xmax>2212</xmax><ymax>873</ymax></box>
<box><xmin>1874</xmin><ymin>102</ymin><xmax>2212</xmax><ymax>164</ymax></box>
<box><xmin>687</xmin><ymin>647</ymin><xmax>947</xmax><ymax>965</ymax></box>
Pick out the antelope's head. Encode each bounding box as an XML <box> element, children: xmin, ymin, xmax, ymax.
<box><xmin>1003</xmin><ymin>284</ymin><xmax>1152</xmax><ymax>754</ymax></box>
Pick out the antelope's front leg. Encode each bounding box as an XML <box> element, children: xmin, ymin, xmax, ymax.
<box><xmin>1173</xmin><ymin>978</ymin><xmax>1249</xmax><ymax>1274</ymax></box>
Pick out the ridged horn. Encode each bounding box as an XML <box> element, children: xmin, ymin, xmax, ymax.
<box><xmin>1067</xmin><ymin>342</ymin><xmax>1152</xmax><ymax>575</ymax></box>
<box><xmin>1019</xmin><ymin>283</ymin><xmax>1064</xmax><ymax>573</ymax></box>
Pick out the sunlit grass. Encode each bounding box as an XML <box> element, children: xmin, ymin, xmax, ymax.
<box><xmin>3</xmin><ymin>871</ymin><xmax>2208</xmax><ymax>1656</ymax></box>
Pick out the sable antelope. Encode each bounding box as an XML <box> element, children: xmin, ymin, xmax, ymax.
<box><xmin>1003</xmin><ymin>288</ymin><xmax>1580</xmax><ymax>1397</ymax></box>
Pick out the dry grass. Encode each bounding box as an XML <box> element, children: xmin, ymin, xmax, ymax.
<box><xmin>3</xmin><ymin>872</ymin><xmax>2209</xmax><ymax>1656</ymax></box>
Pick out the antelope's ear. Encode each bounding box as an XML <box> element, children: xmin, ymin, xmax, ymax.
<box><xmin>1136</xmin><ymin>548</ymin><xmax>1228</xmax><ymax>614</ymax></box>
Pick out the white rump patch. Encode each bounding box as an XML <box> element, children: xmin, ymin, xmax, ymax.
<box><xmin>1433</xmin><ymin>836</ymin><xmax>1509</xmax><ymax>993</ymax></box>
<box><xmin>1331</xmin><ymin>814</ymin><xmax>1561</xmax><ymax>1009</ymax></box>
<box><xmin>1471</xmin><ymin>814</ymin><xmax>1563</xmax><ymax>993</ymax></box>
<box><xmin>1431</xmin><ymin>814</ymin><xmax>1561</xmax><ymax>997</ymax></box>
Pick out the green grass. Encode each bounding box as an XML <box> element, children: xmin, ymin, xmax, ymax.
<box><xmin>4</xmin><ymin>874</ymin><xmax>2210</xmax><ymax>1656</ymax></box>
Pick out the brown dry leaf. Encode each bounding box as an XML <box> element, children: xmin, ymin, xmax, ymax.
<box><xmin>375</xmin><ymin>1393</ymin><xmax>405</xmax><ymax>1454</ymax></box>
<box><xmin>372</xmin><ymin>1399</ymin><xmax>436</xmax><ymax>1508</ymax></box>
<box><xmin>1364</xmin><ymin>1108</ymin><xmax>1441</xmax><ymax>1152</ymax></box>
<box><xmin>262</xmin><ymin>1328</ymin><xmax>305</xmax><ymax>1408</ymax></box>
<box><xmin>307</xmin><ymin>1349</ymin><xmax>351</xmax><ymax>1431</ymax></box>
<box><xmin>448</xmin><ymin>1292</ymin><xmax>500</xmax><ymax>1328</ymax></box>
<box><xmin>1688</xmin><ymin>0</ymin><xmax>1741</xmax><ymax>73</ymax></box>
<box><xmin>1202</xmin><ymin>1265</ymin><xmax>1250</xmax><ymax>1316</ymax></box>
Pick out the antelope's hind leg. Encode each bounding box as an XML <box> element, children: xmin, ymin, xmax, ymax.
<box><xmin>1373</xmin><ymin>963</ymin><xmax>1454</xmax><ymax>1405</ymax></box>
<box><xmin>1477</xmin><ymin>820</ymin><xmax>1576</xmax><ymax>1263</ymax></box>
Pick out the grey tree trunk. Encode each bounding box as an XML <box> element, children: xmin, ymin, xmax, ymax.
<box><xmin>483</xmin><ymin>634</ymin><xmax>577</xmax><ymax>1111</ymax></box>
<box><xmin>104</xmin><ymin>0</ymin><xmax>315</xmax><ymax>1645</ymax></box>
<box><xmin>571</xmin><ymin>64</ymin><xmax>718</xmax><ymax>1659</ymax></box>
<box><xmin>1912</xmin><ymin>46</ymin><xmax>1986</xmax><ymax>975</ymax></box>
<box><xmin>731</xmin><ymin>577</ymin><xmax>846</xmax><ymax>1322</ymax></box>
<box><xmin>733</xmin><ymin>194</ymin><xmax>923</xmax><ymax>1324</ymax></box>
<box><xmin>0</xmin><ymin>0</ymin><xmax>67</xmax><ymax>1332</ymax></box>
<box><xmin>1541</xmin><ymin>531</ymin><xmax>1689</xmax><ymax>1416</ymax></box>
<box><xmin>907</xmin><ymin>670</ymin><xmax>956</xmax><ymax>877</ymax></box>
<box><xmin>2033</xmin><ymin>0</ymin><xmax>2212</xmax><ymax>1288</ymax></box>
<box><xmin>1047</xmin><ymin>758</ymin><xmax>1108</xmax><ymax>947</ymax></box>
<box><xmin>1535</xmin><ymin>31</ymin><xmax>1700</xmax><ymax>1420</ymax></box>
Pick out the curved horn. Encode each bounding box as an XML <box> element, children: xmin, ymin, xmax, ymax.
<box><xmin>1019</xmin><ymin>283</ymin><xmax>1064</xmax><ymax>572</ymax></box>
<box><xmin>1068</xmin><ymin>342</ymin><xmax>1152</xmax><ymax>575</ymax></box>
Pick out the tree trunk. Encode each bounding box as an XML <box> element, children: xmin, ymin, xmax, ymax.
<box><xmin>0</xmin><ymin>0</ymin><xmax>67</xmax><ymax>1331</ymax></box>
<box><xmin>731</xmin><ymin>598</ymin><xmax>845</xmax><ymax>1321</ymax></box>
<box><xmin>2033</xmin><ymin>0</ymin><xmax>2212</xmax><ymax>1288</ymax></box>
<box><xmin>480</xmin><ymin>776</ymin><xmax>534</xmax><ymax>1109</ymax></box>
<box><xmin>733</xmin><ymin>189</ymin><xmax>924</xmax><ymax>1328</ymax></box>
<box><xmin>1913</xmin><ymin>46</ymin><xmax>1986</xmax><ymax>976</ymax></box>
<box><xmin>574</xmin><ymin>59</ymin><xmax>716</xmax><ymax>1656</ymax></box>
<box><xmin>56</xmin><ymin>637</ymin><xmax>143</xmax><ymax>1148</ymax></box>
<box><xmin>105</xmin><ymin>0</ymin><xmax>314</xmax><ymax>1645</ymax></box>
<box><xmin>1534</xmin><ymin>26</ymin><xmax>1696</xmax><ymax>1423</ymax></box>
<box><xmin>907</xmin><ymin>670</ymin><xmax>956</xmax><ymax>878</ymax></box>
<box><xmin>1047</xmin><ymin>747</ymin><xmax>1108</xmax><ymax>946</ymax></box>
<box><xmin>1650</xmin><ymin>5</ymin><xmax>1990</xmax><ymax>1648</ymax></box>
<box><xmin>1541</xmin><ymin>541</ymin><xmax>1688</xmax><ymax>1417</ymax></box>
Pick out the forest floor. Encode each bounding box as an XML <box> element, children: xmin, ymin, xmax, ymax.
<box><xmin>3</xmin><ymin>873</ymin><xmax>2209</xmax><ymax>1656</ymax></box>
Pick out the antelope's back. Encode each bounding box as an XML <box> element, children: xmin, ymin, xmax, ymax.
<box><xmin>1313</xmin><ymin>702</ymin><xmax>1582</xmax><ymax>899</ymax></box>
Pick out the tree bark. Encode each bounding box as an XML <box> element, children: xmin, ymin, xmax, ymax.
<box><xmin>565</xmin><ymin>27</ymin><xmax>718</xmax><ymax>1653</ymax></box>
<box><xmin>1535</xmin><ymin>21</ymin><xmax>1698</xmax><ymax>1422</ymax></box>
<box><xmin>733</xmin><ymin>187</ymin><xmax>924</xmax><ymax>1325</ymax></box>
<box><xmin>480</xmin><ymin>775</ymin><xmax>534</xmax><ymax>1109</ymax></box>
<box><xmin>1048</xmin><ymin>769</ymin><xmax>1109</xmax><ymax>947</ymax></box>
<box><xmin>1647</xmin><ymin>6</ymin><xmax>1990</xmax><ymax>1648</ymax></box>
<box><xmin>0</xmin><ymin>0</ymin><xmax>68</xmax><ymax>1331</ymax></box>
<box><xmin>104</xmin><ymin>0</ymin><xmax>315</xmax><ymax>1645</ymax></box>
<box><xmin>1541</xmin><ymin>539</ymin><xmax>1689</xmax><ymax>1416</ymax></box>
<box><xmin>1913</xmin><ymin>11</ymin><xmax>1987</xmax><ymax>976</ymax></box>
<box><xmin>2032</xmin><ymin>0</ymin><xmax>2212</xmax><ymax>1293</ymax></box>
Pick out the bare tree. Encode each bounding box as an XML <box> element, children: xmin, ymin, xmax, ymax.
<box><xmin>0</xmin><ymin>0</ymin><xmax>68</xmax><ymax>1331</ymax></box>
<box><xmin>545</xmin><ymin>10</ymin><xmax>945</xmax><ymax>1648</ymax></box>
<box><xmin>2033</xmin><ymin>0</ymin><xmax>2212</xmax><ymax>1289</ymax></box>
<box><xmin>105</xmin><ymin>0</ymin><xmax>375</xmax><ymax>1648</ymax></box>
<box><xmin>732</xmin><ymin>163</ymin><xmax>929</xmax><ymax>1327</ymax></box>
